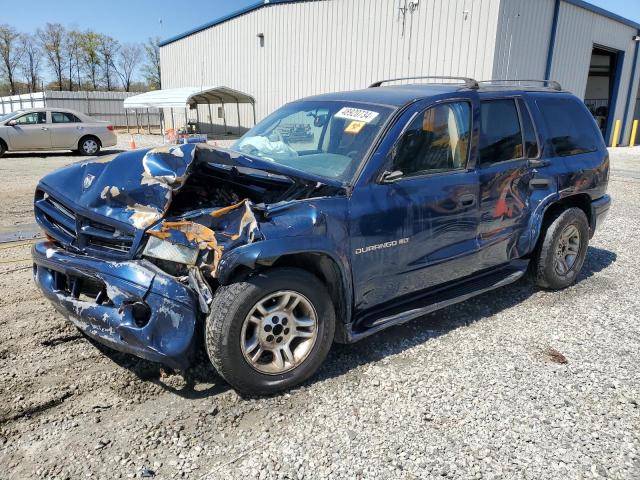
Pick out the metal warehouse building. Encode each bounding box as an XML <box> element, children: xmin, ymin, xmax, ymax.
<box><xmin>159</xmin><ymin>0</ymin><xmax>640</xmax><ymax>146</ymax></box>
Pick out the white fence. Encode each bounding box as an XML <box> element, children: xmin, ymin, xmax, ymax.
<box><xmin>0</xmin><ymin>90</ymin><xmax>161</xmax><ymax>129</ymax></box>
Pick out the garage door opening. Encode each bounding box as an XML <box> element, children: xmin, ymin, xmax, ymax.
<box><xmin>584</xmin><ymin>46</ymin><xmax>624</xmax><ymax>141</ymax></box>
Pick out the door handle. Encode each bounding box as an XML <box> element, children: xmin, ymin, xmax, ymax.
<box><xmin>458</xmin><ymin>194</ymin><xmax>476</xmax><ymax>208</ymax></box>
<box><xmin>41</xmin><ymin>127</ymin><xmax>48</xmax><ymax>131</ymax></box>
<box><xmin>529</xmin><ymin>178</ymin><xmax>550</xmax><ymax>189</ymax></box>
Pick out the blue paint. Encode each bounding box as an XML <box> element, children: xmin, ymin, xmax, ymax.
<box><xmin>32</xmin><ymin>241</ymin><xmax>197</xmax><ymax>369</ymax></box>
<box><xmin>621</xmin><ymin>36</ymin><xmax>640</xmax><ymax>146</ymax></box>
<box><xmin>605</xmin><ymin>49</ymin><xmax>626</xmax><ymax>144</ymax></box>
<box><xmin>32</xmin><ymin>83</ymin><xmax>612</xmax><ymax>370</ymax></box>
<box><xmin>546</xmin><ymin>0</ymin><xmax>562</xmax><ymax>81</ymax></box>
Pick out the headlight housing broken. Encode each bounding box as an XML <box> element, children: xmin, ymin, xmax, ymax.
<box><xmin>143</xmin><ymin>236</ymin><xmax>199</xmax><ymax>266</ymax></box>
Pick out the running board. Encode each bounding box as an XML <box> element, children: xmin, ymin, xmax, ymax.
<box><xmin>347</xmin><ymin>261</ymin><xmax>528</xmax><ymax>343</ymax></box>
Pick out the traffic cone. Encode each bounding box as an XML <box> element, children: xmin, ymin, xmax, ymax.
<box><xmin>128</xmin><ymin>135</ymin><xmax>137</xmax><ymax>150</ymax></box>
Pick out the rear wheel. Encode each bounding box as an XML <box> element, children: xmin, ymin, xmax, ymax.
<box><xmin>205</xmin><ymin>268</ymin><xmax>335</xmax><ymax>396</ymax></box>
<box><xmin>78</xmin><ymin>136</ymin><xmax>101</xmax><ymax>156</ymax></box>
<box><xmin>532</xmin><ymin>207</ymin><xmax>589</xmax><ymax>290</ymax></box>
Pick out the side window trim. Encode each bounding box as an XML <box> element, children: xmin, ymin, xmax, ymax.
<box><xmin>383</xmin><ymin>99</ymin><xmax>474</xmax><ymax>182</ymax></box>
<box><xmin>516</xmin><ymin>97</ymin><xmax>542</xmax><ymax>160</ymax></box>
<box><xmin>478</xmin><ymin>97</ymin><xmax>526</xmax><ymax>168</ymax></box>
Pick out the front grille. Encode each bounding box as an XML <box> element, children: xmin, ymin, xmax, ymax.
<box><xmin>35</xmin><ymin>190</ymin><xmax>136</xmax><ymax>259</ymax></box>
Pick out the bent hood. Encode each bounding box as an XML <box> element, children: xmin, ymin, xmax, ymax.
<box><xmin>38</xmin><ymin>143</ymin><xmax>334</xmax><ymax>232</ymax></box>
<box><xmin>39</xmin><ymin>144</ymin><xmax>199</xmax><ymax>230</ymax></box>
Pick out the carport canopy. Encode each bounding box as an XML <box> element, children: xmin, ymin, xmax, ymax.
<box><xmin>123</xmin><ymin>86</ymin><xmax>255</xmax><ymax>109</ymax></box>
<box><xmin>123</xmin><ymin>86</ymin><xmax>256</xmax><ymax>135</ymax></box>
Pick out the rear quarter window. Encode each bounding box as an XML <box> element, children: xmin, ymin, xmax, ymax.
<box><xmin>536</xmin><ymin>97</ymin><xmax>602</xmax><ymax>157</ymax></box>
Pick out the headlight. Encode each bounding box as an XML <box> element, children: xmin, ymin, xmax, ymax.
<box><xmin>143</xmin><ymin>236</ymin><xmax>199</xmax><ymax>265</ymax></box>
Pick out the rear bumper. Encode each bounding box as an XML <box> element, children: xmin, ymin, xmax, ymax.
<box><xmin>590</xmin><ymin>194</ymin><xmax>611</xmax><ymax>238</ymax></box>
<box><xmin>100</xmin><ymin>132</ymin><xmax>117</xmax><ymax>148</ymax></box>
<box><xmin>32</xmin><ymin>241</ymin><xmax>197</xmax><ymax>369</ymax></box>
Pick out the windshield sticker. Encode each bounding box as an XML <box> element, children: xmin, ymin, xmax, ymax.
<box><xmin>335</xmin><ymin>107</ymin><xmax>379</xmax><ymax>123</ymax></box>
<box><xmin>345</xmin><ymin>120</ymin><xmax>366</xmax><ymax>134</ymax></box>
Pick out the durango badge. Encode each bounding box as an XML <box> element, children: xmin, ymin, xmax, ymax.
<box><xmin>82</xmin><ymin>174</ymin><xmax>95</xmax><ymax>190</ymax></box>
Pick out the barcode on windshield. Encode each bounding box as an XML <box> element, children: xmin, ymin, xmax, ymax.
<box><xmin>335</xmin><ymin>107</ymin><xmax>380</xmax><ymax>123</ymax></box>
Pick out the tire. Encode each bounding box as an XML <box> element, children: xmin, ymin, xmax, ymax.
<box><xmin>205</xmin><ymin>267</ymin><xmax>336</xmax><ymax>396</ymax></box>
<box><xmin>78</xmin><ymin>136</ymin><xmax>101</xmax><ymax>156</ymax></box>
<box><xmin>531</xmin><ymin>207</ymin><xmax>590</xmax><ymax>290</ymax></box>
<box><xmin>0</xmin><ymin>139</ymin><xmax>6</xmax><ymax>158</ymax></box>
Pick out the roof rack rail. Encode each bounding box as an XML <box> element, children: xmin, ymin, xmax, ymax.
<box><xmin>477</xmin><ymin>79</ymin><xmax>563</xmax><ymax>91</ymax></box>
<box><xmin>369</xmin><ymin>76</ymin><xmax>479</xmax><ymax>89</ymax></box>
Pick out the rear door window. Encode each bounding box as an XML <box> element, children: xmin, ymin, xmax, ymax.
<box><xmin>52</xmin><ymin>112</ymin><xmax>81</xmax><ymax>123</ymax></box>
<box><xmin>536</xmin><ymin>97</ymin><xmax>601</xmax><ymax>157</ymax></box>
<box><xmin>479</xmin><ymin>99</ymin><xmax>523</xmax><ymax>165</ymax></box>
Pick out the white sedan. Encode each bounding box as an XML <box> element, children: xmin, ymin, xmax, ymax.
<box><xmin>0</xmin><ymin>108</ymin><xmax>117</xmax><ymax>157</ymax></box>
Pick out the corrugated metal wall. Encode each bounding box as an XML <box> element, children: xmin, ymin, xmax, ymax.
<box><xmin>160</xmin><ymin>0</ymin><xmax>503</xmax><ymax>129</ymax></box>
<box><xmin>492</xmin><ymin>0</ymin><xmax>555</xmax><ymax>80</ymax></box>
<box><xmin>0</xmin><ymin>90</ymin><xmax>161</xmax><ymax>128</ymax></box>
<box><xmin>549</xmin><ymin>2</ymin><xmax>639</xmax><ymax>144</ymax></box>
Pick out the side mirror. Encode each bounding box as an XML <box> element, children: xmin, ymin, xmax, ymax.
<box><xmin>7</xmin><ymin>120</ymin><xmax>17</xmax><ymax>127</ymax></box>
<box><xmin>380</xmin><ymin>170</ymin><xmax>404</xmax><ymax>183</ymax></box>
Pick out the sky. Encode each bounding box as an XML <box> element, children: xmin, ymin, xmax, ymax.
<box><xmin>0</xmin><ymin>0</ymin><xmax>638</xmax><ymax>46</ymax></box>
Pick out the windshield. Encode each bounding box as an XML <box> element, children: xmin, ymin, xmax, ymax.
<box><xmin>231</xmin><ymin>101</ymin><xmax>393</xmax><ymax>182</ymax></box>
<box><xmin>0</xmin><ymin>111</ymin><xmax>21</xmax><ymax>123</ymax></box>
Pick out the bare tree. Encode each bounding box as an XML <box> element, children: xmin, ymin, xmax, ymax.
<box><xmin>81</xmin><ymin>31</ymin><xmax>101</xmax><ymax>90</ymax></box>
<box><xmin>141</xmin><ymin>37</ymin><xmax>161</xmax><ymax>89</ymax></box>
<box><xmin>39</xmin><ymin>23</ymin><xmax>66</xmax><ymax>91</ymax></box>
<box><xmin>115</xmin><ymin>43</ymin><xmax>142</xmax><ymax>92</ymax></box>
<box><xmin>65</xmin><ymin>30</ymin><xmax>83</xmax><ymax>90</ymax></box>
<box><xmin>98</xmin><ymin>34</ymin><xmax>119</xmax><ymax>91</ymax></box>
<box><xmin>19</xmin><ymin>34</ymin><xmax>42</xmax><ymax>93</ymax></box>
<box><xmin>0</xmin><ymin>24</ymin><xmax>24</xmax><ymax>95</ymax></box>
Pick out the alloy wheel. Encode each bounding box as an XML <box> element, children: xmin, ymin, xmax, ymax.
<box><xmin>240</xmin><ymin>290</ymin><xmax>318</xmax><ymax>375</ymax></box>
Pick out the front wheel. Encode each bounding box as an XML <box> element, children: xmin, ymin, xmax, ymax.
<box><xmin>205</xmin><ymin>268</ymin><xmax>335</xmax><ymax>396</ymax></box>
<box><xmin>532</xmin><ymin>207</ymin><xmax>590</xmax><ymax>290</ymax></box>
<box><xmin>78</xmin><ymin>136</ymin><xmax>101</xmax><ymax>156</ymax></box>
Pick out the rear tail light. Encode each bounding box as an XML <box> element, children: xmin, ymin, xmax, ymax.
<box><xmin>106</xmin><ymin>125</ymin><xmax>114</xmax><ymax>131</ymax></box>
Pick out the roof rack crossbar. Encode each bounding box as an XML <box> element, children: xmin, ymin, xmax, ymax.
<box><xmin>477</xmin><ymin>79</ymin><xmax>563</xmax><ymax>91</ymax></box>
<box><xmin>369</xmin><ymin>76</ymin><xmax>479</xmax><ymax>89</ymax></box>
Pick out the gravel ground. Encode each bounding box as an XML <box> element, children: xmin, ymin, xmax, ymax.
<box><xmin>0</xmin><ymin>148</ymin><xmax>638</xmax><ymax>479</ymax></box>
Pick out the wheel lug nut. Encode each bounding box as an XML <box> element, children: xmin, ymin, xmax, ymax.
<box><xmin>266</xmin><ymin>335</ymin><xmax>274</xmax><ymax>342</ymax></box>
<box><xmin>272</xmin><ymin>316</ymin><xmax>279</xmax><ymax>324</ymax></box>
<box><xmin>264</xmin><ymin>325</ymin><xmax>272</xmax><ymax>332</ymax></box>
<box><xmin>276</xmin><ymin>337</ymin><xmax>283</xmax><ymax>343</ymax></box>
<box><xmin>282</xmin><ymin>318</ymin><xmax>288</xmax><ymax>325</ymax></box>
<box><xmin>284</xmin><ymin>328</ymin><xmax>290</xmax><ymax>334</ymax></box>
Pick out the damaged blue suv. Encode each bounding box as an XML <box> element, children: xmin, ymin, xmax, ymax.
<box><xmin>32</xmin><ymin>77</ymin><xmax>611</xmax><ymax>395</ymax></box>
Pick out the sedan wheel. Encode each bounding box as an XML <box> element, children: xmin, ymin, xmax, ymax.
<box><xmin>79</xmin><ymin>137</ymin><xmax>100</xmax><ymax>156</ymax></box>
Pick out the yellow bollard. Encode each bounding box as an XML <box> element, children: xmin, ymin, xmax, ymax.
<box><xmin>611</xmin><ymin>119</ymin><xmax>622</xmax><ymax>147</ymax></box>
<box><xmin>631</xmin><ymin>120</ymin><xmax>639</xmax><ymax>147</ymax></box>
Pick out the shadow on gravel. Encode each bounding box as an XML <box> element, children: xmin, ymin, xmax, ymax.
<box><xmin>314</xmin><ymin>246</ymin><xmax>617</xmax><ymax>385</ymax></box>
<box><xmin>1</xmin><ymin>149</ymin><xmax>124</xmax><ymax>159</ymax></box>
<box><xmin>82</xmin><ymin>246</ymin><xmax>616</xmax><ymax>398</ymax></box>
<box><xmin>88</xmin><ymin>338</ymin><xmax>231</xmax><ymax>400</ymax></box>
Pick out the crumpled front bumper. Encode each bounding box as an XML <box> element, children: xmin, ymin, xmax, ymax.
<box><xmin>32</xmin><ymin>241</ymin><xmax>198</xmax><ymax>369</ymax></box>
